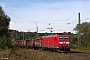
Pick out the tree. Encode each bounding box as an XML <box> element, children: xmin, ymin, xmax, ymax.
<box><xmin>70</xmin><ymin>34</ymin><xmax>78</xmax><ymax>48</ymax></box>
<box><xmin>0</xmin><ymin>6</ymin><xmax>11</xmax><ymax>49</ymax></box>
<box><xmin>74</xmin><ymin>22</ymin><xmax>90</xmax><ymax>49</ymax></box>
<box><xmin>0</xmin><ymin>6</ymin><xmax>10</xmax><ymax>36</ymax></box>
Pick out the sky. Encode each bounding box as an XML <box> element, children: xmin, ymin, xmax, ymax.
<box><xmin>0</xmin><ymin>0</ymin><xmax>90</xmax><ymax>33</ymax></box>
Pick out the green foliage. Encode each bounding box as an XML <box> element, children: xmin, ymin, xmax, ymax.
<box><xmin>9</xmin><ymin>29</ymin><xmax>51</xmax><ymax>40</ymax></box>
<box><xmin>0</xmin><ymin>6</ymin><xmax>11</xmax><ymax>49</ymax></box>
<box><xmin>74</xmin><ymin>22</ymin><xmax>90</xmax><ymax>49</ymax></box>
<box><xmin>0</xmin><ymin>35</ymin><xmax>11</xmax><ymax>49</ymax></box>
<box><xmin>70</xmin><ymin>34</ymin><xmax>78</xmax><ymax>49</ymax></box>
<box><xmin>9</xmin><ymin>30</ymin><xmax>37</xmax><ymax>40</ymax></box>
<box><xmin>0</xmin><ymin>6</ymin><xmax>10</xmax><ymax>36</ymax></box>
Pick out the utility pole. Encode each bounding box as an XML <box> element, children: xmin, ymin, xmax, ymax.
<box><xmin>78</xmin><ymin>13</ymin><xmax>81</xmax><ymax>49</ymax></box>
<box><xmin>15</xmin><ymin>31</ymin><xmax>17</xmax><ymax>39</ymax></box>
<box><xmin>23</xmin><ymin>31</ymin><xmax>24</xmax><ymax>40</ymax></box>
<box><xmin>35</xmin><ymin>23</ymin><xmax>38</xmax><ymax>38</ymax></box>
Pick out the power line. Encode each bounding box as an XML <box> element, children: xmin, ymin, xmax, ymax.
<box><xmin>5</xmin><ymin>12</ymin><xmax>35</xmax><ymax>23</ymax></box>
<box><xmin>6</xmin><ymin>11</ymin><xmax>90</xmax><ymax>24</ymax></box>
<box><xmin>5</xmin><ymin>11</ymin><xmax>90</xmax><ymax>33</ymax></box>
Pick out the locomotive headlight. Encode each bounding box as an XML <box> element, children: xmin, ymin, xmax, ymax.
<box><xmin>59</xmin><ymin>42</ymin><xmax>63</xmax><ymax>44</ymax></box>
<box><xmin>66</xmin><ymin>42</ymin><xmax>70</xmax><ymax>44</ymax></box>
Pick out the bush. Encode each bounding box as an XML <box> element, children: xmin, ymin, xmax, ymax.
<box><xmin>0</xmin><ymin>35</ymin><xmax>11</xmax><ymax>49</ymax></box>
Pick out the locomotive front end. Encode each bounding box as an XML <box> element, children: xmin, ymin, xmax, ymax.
<box><xmin>59</xmin><ymin>35</ymin><xmax>70</xmax><ymax>51</ymax></box>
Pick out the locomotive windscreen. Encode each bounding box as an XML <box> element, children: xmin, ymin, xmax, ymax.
<box><xmin>59</xmin><ymin>36</ymin><xmax>69</xmax><ymax>40</ymax></box>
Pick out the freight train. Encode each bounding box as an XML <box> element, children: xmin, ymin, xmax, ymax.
<box><xmin>12</xmin><ymin>33</ymin><xmax>70</xmax><ymax>52</ymax></box>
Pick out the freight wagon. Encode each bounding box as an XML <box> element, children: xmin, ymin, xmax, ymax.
<box><xmin>42</xmin><ymin>34</ymin><xmax>70</xmax><ymax>51</ymax></box>
<box><xmin>12</xmin><ymin>40</ymin><xmax>26</xmax><ymax>47</ymax></box>
<box><xmin>25</xmin><ymin>39</ymin><xmax>35</xmax><ymax>48</ymax></box>
<box><xmin>12</xmin><ymin>38</ymin><xmax>42</xmax><ymax>49</ymax></box>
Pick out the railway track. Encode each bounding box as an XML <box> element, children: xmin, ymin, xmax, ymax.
<box><xmin>58</xmin><ymin>51</ymin><xmax>90</xmax><ymax>56</ymax></box>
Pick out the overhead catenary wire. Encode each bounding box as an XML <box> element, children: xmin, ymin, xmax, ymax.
<box><xmin>5</xmin><ymin>12</ymin><xmax>35</xmax><ymax>23</ymax></box>
<box><xmin>5</xmin><ymin>11</ymin><xmax>90</xmax><ymax>32</ymax></box>
<box><xmin>38</xmin><ymin>14</ymin><xmax>90</xmax><ymax>33</ymax></box>
<box><xmin>5</xmin><ymin>11</ymin><xmax>90</xmax><ymax>24</ymax></box>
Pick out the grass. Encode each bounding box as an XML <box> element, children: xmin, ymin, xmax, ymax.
<box><xmin>0</xmin><ymin>48</ymin><xmax>90</xmax><ymax>60</ymax></box>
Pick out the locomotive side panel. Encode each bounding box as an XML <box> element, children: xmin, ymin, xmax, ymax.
<box><xmin>42</xmin><ymin>38</ymin><xmax>48</xmax><ymax>47</ymax></box>
<box><xmin>42</xmin><ymin>35</ymin><xmax>58</xmax><ymax>49</ymax></box>
<box><xmin>48</xmin><ymin>37</ymin><xmax>55</xmax><ymax>48</ymax></box>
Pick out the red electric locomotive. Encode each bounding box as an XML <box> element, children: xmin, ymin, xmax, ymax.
<box><xmin>42</xmin><ymin>33</ymin><xmax>70</xmax><ymax>52</ymax></box>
